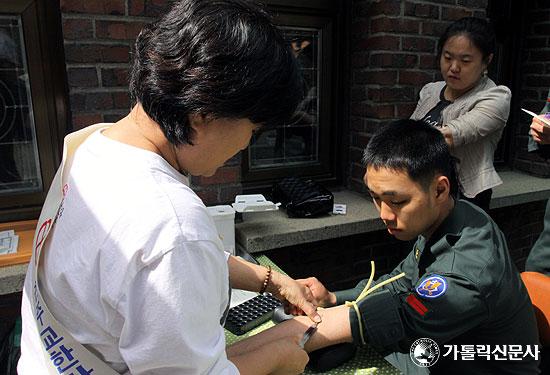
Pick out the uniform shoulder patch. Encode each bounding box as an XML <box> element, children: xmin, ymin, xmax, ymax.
<box><xmin>416</xmin><ymin>274</ymin><xmax>447</xmax><ymax>299</ymax></box>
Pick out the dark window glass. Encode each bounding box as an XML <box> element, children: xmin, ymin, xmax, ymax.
<box><xmin>249</xmin><ymin>28</ymin><xmax>320</xmax><ymax>169</ymax></box>
<box><xmin>0</xmin><ymin>15</ymin><xmax>42</xmax><ymax>195</ymax></box>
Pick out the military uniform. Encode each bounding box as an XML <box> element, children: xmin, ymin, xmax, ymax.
<box><xmin>525</xmin><ymin>200</ymin><xmax>550</xmax><ymax>276</ymax></box>
<box><xmin>335</xmin><ymin>200</ymin><xmax>540</xmax><ymax>374</ymax></box>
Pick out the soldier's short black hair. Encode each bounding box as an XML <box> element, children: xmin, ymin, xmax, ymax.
<box><xmin>362</xmin><ymin>119</ymin><xmax>459</xmax><ymax>198</ymax></box>
<box><xmin>129</xmin><ymin>0</ymin><xmax>303</xmax><ymax>145</ymax></box>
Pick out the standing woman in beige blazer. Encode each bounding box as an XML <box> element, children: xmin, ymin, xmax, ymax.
<box><xmin>411</xmin><ymin>17</ymin><xmax>511</xmax><ymax>211</ymax></box>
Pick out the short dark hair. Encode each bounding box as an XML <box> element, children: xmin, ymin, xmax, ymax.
<box><xmin>130</xmin><ymin>0</ymin><xmax>303</xmax><ymax>145</ymax></box>
<box><xmin>363</xmin><ymin>119</ymin><xmax>459</xmax><ymax>198</ymax></box>
<box><xmin>437</xmin><ymin>17</ymin><xmax>495</xmax><ymax>63</ymax></box>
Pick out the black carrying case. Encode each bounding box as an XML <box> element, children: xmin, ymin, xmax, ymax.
<box><xmin>272</xmin><ymin>177</ymin><xmax>333</xmax><ymax>218</ymax></box>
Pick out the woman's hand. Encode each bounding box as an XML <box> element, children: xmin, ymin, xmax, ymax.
<box><xmin>268</xmin><ymin>272</ymin><xmax>322</xmax><ymax>323</ymax></box>
<box><xmin>296</xmin><ymin>277</ymin><xmax>337</xmax><ymax>308</ymax></box>
<box><xmin>269</xmin><ymin>335</ymin><xmax>310</xmax><ymax>375</ymax></box>
<box><xmin>531</xmin><ymin>117</ymin><xmax>550</xmax><ymax>145</ymax></box>
<box><xmin>228</xmin><ymin>334</ymin><xmax>309</xmax><ymax>375</ymax></box>
<box><xmin>439</xmin><ymin>126</ymin><xmax>455</xmax><ymax>148</ymax></box>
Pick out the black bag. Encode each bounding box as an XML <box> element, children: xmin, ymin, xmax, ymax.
<box><xmin>272</xmin><ymin>177</ymin><xmax>333</xmax><ymax>218</ymax></box>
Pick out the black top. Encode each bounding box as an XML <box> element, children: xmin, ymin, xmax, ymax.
<box><xmin>420</xmin><ymin>86</ymin><xmax>452</xmax><ymax>128</ymax></box>
<box><xmin>336</xmin><ymin>200</ymin><xmax>540</xmax><ymax>374</ymax></box>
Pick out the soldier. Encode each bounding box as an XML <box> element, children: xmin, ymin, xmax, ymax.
<box><xmin>232</xmin><ymin>119</ymin><xmax>541</xmax><ymax>374</ymax></box>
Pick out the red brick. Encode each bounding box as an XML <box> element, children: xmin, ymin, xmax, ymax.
<box><xmin>86</xmin><ymin>92</ymin><xmax>114</xmax><ymax>110</ymax></box>
<box><xmin>198</xmin><ymin>166</ymin><xmax>240</xmax><ymax>185</ymax></box>
<box><xmin>129</xmin><ymin>0</ymin><xmax>171</xmax><ymax>17</ymax></box>
<box><xmin>421</xmin><ymin>21</ymin><xmax>448</xmax><ymax>37</ymax></box>
<box><xmin>366</xmin><ymin>104</ymin><xmax>394</xmax><ymax>119</ymax></box>
<box><xmin>60</xmin><ymin>0</ymin><xmax>125</xmax><ymax>15</ymax></box>
<box><xmin>62</xmin><ymin>18</ymin><xmax>93</xmax><ymax>40</ymax></box>
<box><xmin>113</xmin><ymin>92</ymin><xmax>131</xmax><ymax>109</ymax></box>
<box><xmin>101</xmin><ymin>45</ymin><xmax>132</xmax><ymax>63</ymax></box>
<box><xmin>354</xmin><ymin>70</ymin><xmax>398</xmax><ymax>85</ymax></box>
<box><xmin>368</xmin><ymin>87</ymin><xmax>416</xmax><ymax>102</ymax></box>
<box><xmin>96</xmin><ymin>20</ymin><xmax>146</xmax><ymax>41</ymax></box>
<box><xmin>396</xmin><ymin>103</ymin><xmax>418</xmax><ymax>117</ymax></box>
<box><xmin>65</xmin><ymin>44</ymin><xmax>102</xmax><ymax>63</ymax></box>
<box><xmin>67</xmin><ymin>68</ymin><xmax>98</xmax><ymax>88</ymax></box>
<box><xmin>357</xmin><ymin>35</ymin><xmax>400</xmax><ymax>51</ymax></box>
<box><xmin>404</xmin><ymin>3</ymin><xmax>439</xmax><ymax>18</ymax></box>
<box><xmin>441</xmin><ymin>7</ymin><xmax>473</xmax><ymax>21</ymax></box>
<box><xmin>399</xmin><ymin>70</ymin><xmax>433</xmax><ymax>85</ymax></box>
<box><xmin>65</xmin><ymin>44</ymin><xmax>131</xmax><ymax>63</ymax></box>
<box><xmin>456</xmin><ymin>0</ymin><xmax>488</xmax><ymax>8</ymax></box>
<box><xmin>366</xmin><ymin>0</ymin><xmax>401</xmax><ymax>16</ymax></box>
<box><xmin>370</xmin><ymin>53</ymin><xmax>418</xmax><ymax>68</ymax></box>
<box><xmin>402</xmin><ymin>36</ymin><xmax>436</xmax><ymax>53</ymax></box>
<box><xmin>370</xmin><ymin>17</ymin><xmax>419</xmax><ymax>34</ymax></box>
<box><xmin>101</xmin><ymin>68</ymin><xmax>130</xmax><ymax>87</ymax></box>
<box><xmin>419</xmin><ymin>55</ymin><xmax>438</xmax><ymax>69</ymax></box>
<box><xmin>71</xmin><ymin>113</ymin><xmax>103</xmax><ymax>130</ymax></box>
<box><xmin>128</xmin><ymin>0</ymin><xmax>145</xmax><ymax>16</ymax></box>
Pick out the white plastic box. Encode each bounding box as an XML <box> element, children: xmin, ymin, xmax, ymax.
<box><xmin>206</xmin><ymin>205</ymin><xmax>236</xmax><ymax>254</ymax></box>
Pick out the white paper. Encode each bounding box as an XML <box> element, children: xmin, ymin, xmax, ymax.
<box><xmin>521</xmin><ymin>108</ymin><xmax>550</xmax><ymax>128</ymax></box>
<box><xmin>0</xmin><ymin>230</ymin><xmax>15</xmax><ymax>238</ymax></box>
<box><xmin>0</xmin><ymin>234</ymin><xmax>18</xmax><ymax>255</ymax></box>
<box><xmin>333</xmin><ymin>203</ymin><xmax>347</xmax><ymax>215</ymax></box>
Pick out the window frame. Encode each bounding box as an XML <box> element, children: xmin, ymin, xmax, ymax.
<box><xmin>241</xmin><ymin>0</ymin><xmax>349</xmax><ymax>192</ymax></box>
<box><xmin>0</xmin><ymin>0</ymin><xmax>69</xmax><ymax>222</ymax></box>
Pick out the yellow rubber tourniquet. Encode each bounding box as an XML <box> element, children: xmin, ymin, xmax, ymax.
<box><xmin>344</xmin><ymin>261</ymin><xmax>406</xmax><ymax>345</ymax></box>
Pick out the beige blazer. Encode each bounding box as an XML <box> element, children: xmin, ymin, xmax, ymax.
<box><xmin>411</xmin><ymin>77</ymin><xmax>511</xmax><ymax>198</ymax></box>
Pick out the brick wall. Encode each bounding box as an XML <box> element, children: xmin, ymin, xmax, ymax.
<box><xmin>348</xmin><ymin>0</ymin><xmax>488</xmax><ymax>193</ymax></box>
<box><xmin>511</xmin><ymin>0</ymin><xmax>550</xmax><ymax>177</ymax></box>
<box><xmin>58</xmin><ymin>0</ymin><xmax>548</xmax><ymax>280</ymax></box>
<box><xmin>60</xmin><ymin>0</ymin><xmax>241</xmax><ymax>204</ymax></box>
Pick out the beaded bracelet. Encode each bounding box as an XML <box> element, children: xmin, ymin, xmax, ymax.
<box><xmin>259</xmin><ymin>265</ymin><xmax>272</xmax><ymax>294</ymax></box>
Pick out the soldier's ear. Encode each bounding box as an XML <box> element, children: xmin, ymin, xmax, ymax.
<box><xmin>434</xmin><ymin>175</ymin><xmax>450</xmax><ymax>201</ymax></box>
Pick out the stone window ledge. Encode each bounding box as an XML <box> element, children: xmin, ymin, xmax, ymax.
<box><xmin>1</xmin><ymin>170</ymin><xmax>549</xmax><ymax>295</ymax></box>
<box><xmin>236</xmin><ymin>170</ymin><xmax>550</xmax><ymax>253</ymax></box>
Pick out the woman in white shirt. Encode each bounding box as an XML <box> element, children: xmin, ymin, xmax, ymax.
<box><xmin>18</xmin><ymin>1</ymin><xmax>320</xmax><ymax>374</ymax></box>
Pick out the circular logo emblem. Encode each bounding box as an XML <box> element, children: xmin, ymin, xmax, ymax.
<box><xmin>416</xmin><ymin>275</ymin><xmax>447</xmax><ymax>299</ymax></box>
<box><xmin>410</xmin><ymin>338</ymin><xmax>440</xmax><ymax>367</ymax></box>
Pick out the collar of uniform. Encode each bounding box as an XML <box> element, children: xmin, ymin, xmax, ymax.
<box><xmin>423</xmin><ymin>199</ymin><xmax>466</xmax><ymax>256</ymax></box>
